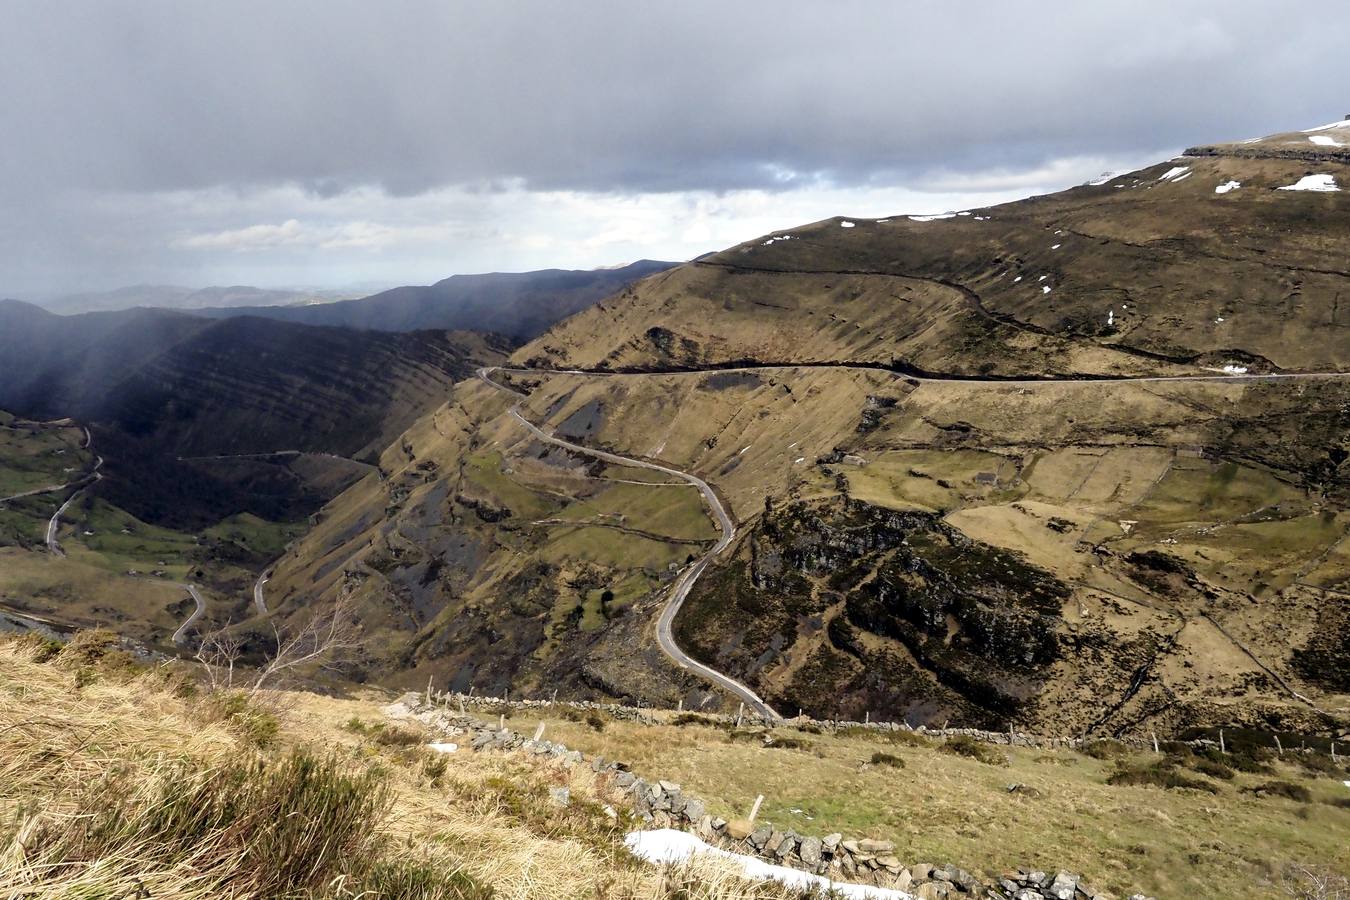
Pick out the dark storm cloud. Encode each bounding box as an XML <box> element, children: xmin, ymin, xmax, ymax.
<box><xmin>2</xmin><ymin>1</ymin><xmax>1347</xmax><ymax>293</ymax></box>
<box><xmin>4</xmin><ymin>0</ymin><xmax>1346</xmax><ymax>198</ymax></box>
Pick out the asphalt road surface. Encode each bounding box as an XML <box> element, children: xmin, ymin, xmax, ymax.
<box><xmin>477</xmin><ymin>367</ymin><xmax>780</xmax><ymax>719</ymax></box>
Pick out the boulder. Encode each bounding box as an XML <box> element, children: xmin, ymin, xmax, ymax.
<box><xmin>822</xmin><ymin>832</ymin><xmax>843</xmax><ymax>852</ymax></box>
<box><xmin>764</xmin><ymin>829</ymin><xmax>785</xmax><ymax>853</ymax></box>
<box><xmin>860</xmin><ymin>838</ymin><xmax>896</xmax><ymax>854</ymax></box>
<box><xmin>683</xmin><ymin>798</ymin><xmax>706</xmax><ymax>823</ymax></box>
<box><xmin>1048</xmin><ymin>872</ymin><xmax>1078</xmax><ymax>899</ymax></box>
<box><xmin>798</xmin><ymin>836</ymin><xmax>823</xmax><ymax>866</ymax></box>
<box><xmin>548</xmin><ymin>786</ymin><xmax>570</xmax><ymax>807</ymax></box>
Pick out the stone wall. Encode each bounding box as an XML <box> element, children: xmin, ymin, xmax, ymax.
<box><xmin>393</xmin><ymin>692</ymin><xmax>1154</xmax><ymax>900</ymax></box>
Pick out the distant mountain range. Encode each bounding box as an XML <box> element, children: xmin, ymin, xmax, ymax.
<box><xmin>26</xmin><ymin>261</ymin><xmax>677</xmax><ymax>341</ymax></box>
<box><xmin>189</xmin><ymin>260</ymin><xmax>676</xmax><ymax>340</ymax></box>
<box><xmin>32</xmin><ymin>284</ymin><xmax>370</xmax><ymax>315</ymax></box>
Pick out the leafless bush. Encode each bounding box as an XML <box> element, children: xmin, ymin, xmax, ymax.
<box><xmin>195</xmin><ymin>589</ymin><xmax>360</xmax><ymax>696</ymax></box>
<box><xmin>1282</xmin><ymin>863</ymin><xmax>1350</xmax><ymax>900</ymax></box>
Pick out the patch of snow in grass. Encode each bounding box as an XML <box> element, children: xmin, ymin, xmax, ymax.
<box><xmin>876</xmin><ymin>219</ymin><xmax>890</xmax><ymax>223</ymax></box>
<box><xmin>1158</xmin><ymin>166</ymin><xmax>1190</xmax><ymax>182</ymax></box>
<box><xmin>1278</xmin><ymin>174</ymin><xmax>1340</xmax><ymax>192</ymax></box>
<box><xmin>1309</xmin><ymin>135</ymin><xmax>1345</xmax><ymax>147</ymax></box>
<box><xmin>1215</xmin><ymin>181</ymin><xmax>1241</xmax><ymax>194</ymax></box>
<box><xmin>624</xmin><ymin>830</ymin><xmax>911</xmax><ymax>900</ymax></box>
<box><xmin>761</xmin><ymin>235</ymin><xmax>793</xmax><ymax>245</ymax></box>
<box><xmin>1087</xmin><ymin>172</ymin><xmax>1119</xmax><ymax>185</ymax></box>
<box><xmin>1042</xmin><ymin>286</ymin><xmax>1052</xmax><ymax>294</ymax></box>
<box><xmin>1051</xmin><ymin>244</ymin><xmax>1061</xmax><ymax>250</ymax></box>
<box><xmin>1172</xmin><ymin>172</ymin><xmax>1192</xmax><ymax>182</ymax></box>
<box><xmin>908</xmin><ymin>213</ymin><xmax>956</xmax><ymax>222</ymax></box>
<box><xmin>427</xmin><ymin>742</ymin><xmax>459</xmax><ymax>753</ymax></box>
<box><xmin>739</xmin><ymin>446</ymin><xmax>751</xmax><ymax>455</ymax></box>
<box><xmin>839</xmin><ymin>221</ymin><xmax>856</xmax><ymax>228</ymax></box>
<box><xmin>794</xmin><ymin>457</ymin><xmax>806</xmax><ymax>464</ymax></box>
<box><xmin>1216</xmin><ymin>317</ymin><xmax>1224</xmax><ymax>323</ymax></box>
<box><xmin>1013</xmin><ymin>275</ymin><xmax>1023</xmax><ymax>282</ymax></box>
<box><xmin>1107</xmin><ymin>310</ymin><xmax>1114</xmax><ymax>326</ymax></box>
<box><xmin>1038</xmin><ymin>275</ymin><xmax>1048</xmax><ymax>282</ymax></box>
<box><xmin>1221</xmin><ymin>365</ymin><xmax>1248</xmax><ymax>375</ymax></box>
<box><xmin>1304</xmin><ymin>120</ymin><xmax>1350</xmax><ymax>133</ymax></box>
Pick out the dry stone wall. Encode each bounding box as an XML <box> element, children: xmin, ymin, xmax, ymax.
<box><xmin>394</xmin><ymin>691</ymin><xmax>1158</xmax><ymax>900</ymax></box>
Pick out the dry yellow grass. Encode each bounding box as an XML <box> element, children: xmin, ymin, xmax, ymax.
<box><xmin>0</xmin><ymin>635</ymin><xmax>829</xmax><ymax>899</ymax></box>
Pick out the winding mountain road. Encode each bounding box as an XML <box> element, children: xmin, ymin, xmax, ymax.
<box><xmin>254</xmin><ymin>570</ymin><xmax>271</xmax><ymax>615</ymax></box>
<box><xmin>44</xmin><ymin>429</ymin><xmax>104</xmax><ymax>557</ymax></box>
<box><xmin>477</xmin><ymin>367</ymin><xmax>780</xmax><ymax>719</ymax></box>
<box><xmin>171</xmin><ymin>584</ymin><xmax>207</xmax><ymax>644</ymax></box>
<box><xmin>476</xmin><ymin>359</ymin><xmax>1350</xmax><ymax>720</ymax></box>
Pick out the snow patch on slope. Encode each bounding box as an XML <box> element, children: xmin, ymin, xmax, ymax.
<box><xmin>1214</xmin><ymin>181</ymin><xmax>1241</xmax><ymax>194</ymax></box>
<box><xmin>625</xmin><ymin>830</ymin><xmax>912</xmax><ymax>900</ymax></box>
<box><xmin>1278</xmin><ymin>174</ymin><xmax>1340</xmax><ymax>193</ymax></box>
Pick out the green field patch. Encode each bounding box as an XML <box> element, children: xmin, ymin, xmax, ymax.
<box><xmin>204</xmin><ymin>513</ymin><xmax>305</xmax><ymax>559</ymax></box>
<box><xmin>1126</xmin><ymin>458</ymin><xmax>1310</xmax><ymax>539</ymax></box>
<box><xmin>60</xmin><ymin>498</ymin><xmax>197</xmax><ymax>578</ymax></box>
<box><xmin>554</xmin><ymin>480</ymin><xmax>714</xmax><ymax>541</ymax></box>
<box><xmin>0</xmin><ymin>424</ymin><xmax>91</xmax><ymax>496</ymax></box>
<box><xmin>846</xmin><ymin>449</ymin><xmax>1021</xmax><ymax>513</ymax></box>
<box><xmin>537</xmin><ymin>523</ymin><xmax>692</xmax><ymax>570</ymax></box>
<box><xmin>462</xmin><ymin>450</ymin><xmax>559</xmax><ymax>520</ymax></box>
<box><xmin>580</xmin><ymin>571</ymin><xmax>657</xmax><ymax>631</ymax></box>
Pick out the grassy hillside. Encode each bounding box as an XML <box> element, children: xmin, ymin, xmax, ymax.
<box><xmin>2</xmin><ymin>634</ymin><xmax>1343</xmax><ymax>899</ymax></box>
<box><xmin>523</xmin><ymin>145</ymin><xmax>1349</xmax><ymax>376</ymax></box>
<box><xmin>0</xmin><ymin>633</ymin><xmax>818</xmax><ymax>899</ymax></box>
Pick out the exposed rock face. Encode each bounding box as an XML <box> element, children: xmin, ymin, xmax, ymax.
<box><xmin>676</xmin><ymin>497</ymin><xmax>1069</xmax><ymax>726</ymax></box>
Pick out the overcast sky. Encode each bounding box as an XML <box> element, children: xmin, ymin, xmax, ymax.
<box><xmin>3</xmin><ymin>1</ymin><xmax>1347</xmax><ymax>296</ymax></box>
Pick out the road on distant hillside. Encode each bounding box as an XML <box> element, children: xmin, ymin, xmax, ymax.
<box><xmin>488</xmin><ymin>361</ymin><xmax>1350</xmax><ymax>388</ymax></box>
<box><xmin>475</xmin><ymin>358</ymin><xmax>1350</xmax><ymax>718</ymax></box>
<box><xmin>45</xmin><ymin>428</ymin><xmax>104</xmax><ymax>557</ymax></box>
<box><xmin>476</xmin><ymin>367</ymin><xmax>781</xmax><ymax>720</ymax></box>
<box><xmin>171</xmin><ymin>584</ymin><xmax>207</xmax><ymax>644</ymax></box>
<box><xmin>254</xmin><ymin>569</ymin><xmax>271</xmax><ymax>615</ymax></box>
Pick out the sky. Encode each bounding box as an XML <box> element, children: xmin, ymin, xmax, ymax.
<box><xmin>2</xmin><ymin>1</ymin><xmax>1348</xmax><ymax>297</ymax></box>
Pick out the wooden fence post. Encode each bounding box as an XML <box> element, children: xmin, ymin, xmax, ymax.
<box><xmin>736</xmin><ymin>702</ymin><xmax>744</xmax><ymax>728</ymax></box>
<box><xmin>533</xmin><ymin>722</ymin><xmax>546</xmax><ymax>741</ymax></box>
<box><xmin>498</xmin><ymin>713</ymin><xmax>505</xmax><ymax>731</ymax></box>
<box><xmin>1151</xmin><ymin>731</ymin><xmax>1160</xmax><ymax>754</ymax></box>
<box><xmin>748</xmin><ymin>794</ymin><xmax>764</xmax><ymax>824</ymax></box>
<box><xmin>1219</xmin><ymin>729</ymin><xmax>1226</xmax><ymax>755</ymax></box>
<box><xmin>1274</xmin><ymin>734</ymin><xmax>1284</xmax><ymax>757</ymax></box>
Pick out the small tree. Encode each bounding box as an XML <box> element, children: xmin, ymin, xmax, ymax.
<box><xmin>196</xmin><ymin>588</ymin><xmax>360</xmax><ymax>696</ymax></box>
